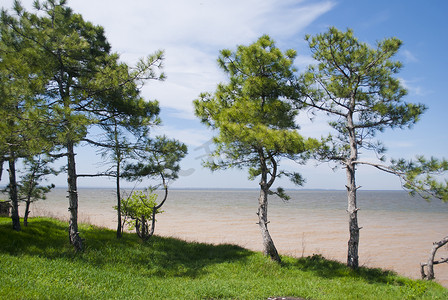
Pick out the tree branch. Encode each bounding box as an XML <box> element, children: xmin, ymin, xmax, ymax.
<box><xmin>77</xmin><ymin>173</ymin><xmax>114</xmax><ymax>178</ymax></box>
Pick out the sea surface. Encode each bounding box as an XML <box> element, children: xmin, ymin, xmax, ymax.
<box><xmin>19</xmin><ymin>188</ymin><xmax>448</xmax><ymax>286</ymax></box>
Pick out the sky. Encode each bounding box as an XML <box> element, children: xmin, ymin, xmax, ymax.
<box><xmin>2</xmin><ymin>0</ymin><xmax>447</xmax><ymax>190</ymax></box>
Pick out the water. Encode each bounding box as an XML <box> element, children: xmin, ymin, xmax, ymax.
<box><xmin>18</xmin><ymin>188</ymin><xmax>448</xmax><ymax>286</ymax></box>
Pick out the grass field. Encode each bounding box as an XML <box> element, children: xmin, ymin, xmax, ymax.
<box><xmin>1</xmin><ymin>216</ymin><xmax>447</xmax><ymax>299</ymax></box>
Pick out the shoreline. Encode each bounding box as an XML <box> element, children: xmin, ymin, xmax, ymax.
<box><xmin>12</xmin><ymin>188</ymin><xmax>448</xmax><ymax>287</ymax></box>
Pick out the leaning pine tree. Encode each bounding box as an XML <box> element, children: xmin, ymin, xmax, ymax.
<box><xmin>296</xmin><ymin>27</ymin><xmax>428</xmax><ymax>269</ymax></box>
<box><xmin>194</xmin><ymin>35</ymin><xmax>318</xmax><ymax>263</ymax></box>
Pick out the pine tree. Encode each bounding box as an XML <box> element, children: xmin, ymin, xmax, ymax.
<box><xmin>194</xmin><ymin>35</ymin><xmax>318</xmax><ymax>262</ymax></box>
<box><xmin>297</xmin><ymin>27</ymin><xmax>427</xmax><ymax>268</ymax></box>
<box><xmin>1</xmin><ymin>0</ymin><xmax>165</xmax><ymax>249</ymax></box>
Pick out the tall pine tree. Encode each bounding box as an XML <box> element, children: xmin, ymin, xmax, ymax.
<box><xmin>195</xmin><ymin>35</ymin><xmax>317</xmax><ymax>262</ymax></box>
<box><xmin>296</xmin><ymin>27</ymin><xmax>427</xmax><ymax>268</ymax></box>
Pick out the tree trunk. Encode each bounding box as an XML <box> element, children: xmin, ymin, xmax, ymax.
<box><xmin>24</xmin><ymin>159</ymin><xmax>38</xmax><ymax>227</ymax></box>
<box><xmin>420</xmin><ymin>235</ymin><xmax>448</xmax><ymax>280</ymax></box>
<box><xmin>114</xmin><ymin>123</ymin><xmax>123</xmax><ymax>239</ymax></box>
<box><xmin>257</xmin><ymin>186</ymin><xmax>281</xmax><ymax>263</ymax></box>
<box><xmin>24</xmin><ymin>199</ymin><xmax>31</xmax><ymax>226</ymax></box>
<box><xmin>0</xmin><ymin>160</ymin><xmax>4</xmax><ymax>181</ymax></box>
<box><xmin>8</xmin><ymin>155</ymin><xmax>21</xmax><ymax>231</ymax></box>
<box><xmin>346</xmin><ymin>163</ymin><xmax>359</xmax><ymax>269</ymax></box>
<box><xmin>67</xmin><ymin>141</ymin><xmax>83</xmax><ymax>251</ymax></box>
<box><xmin>146</xmin><ymin>180</ymin><xmax>169</xmax><ymax>241</ymax></box>
<box><xmin>256</xmin><ymin>149</ymin><xmax>281</xmax><ymax>263</ymax></box>
<box><xmin>116</xmin><ymin>163</ymin><xmax>122</xmax><ymax>239</ymax></box>
<box><xmin>136</xmin><ymin>216</ymin><xmax>150</xmax><ymax>241</ymax></box>
<box><xmin>346</xmin><ymin>108</ymin><xmax>359</xmax><ymax>269</ymax></box>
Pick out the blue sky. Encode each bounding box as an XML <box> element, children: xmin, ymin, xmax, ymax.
<box><xmin>3</xmin><ymin>0</ymin><xmax>447</xmax><ymax>190</ymax></box>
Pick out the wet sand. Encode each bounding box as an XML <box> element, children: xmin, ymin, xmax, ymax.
<box><xmin>25</xmin><ymin>188</ymin><xmax>448</xmax><ymax>287</ymax></box>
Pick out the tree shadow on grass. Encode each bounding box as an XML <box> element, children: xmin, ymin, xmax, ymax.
<box><xmin>0</xmin><ymin>217</ymin><xmax>71</xmax><ymax>257</ymax></box>
<box><xmin>0</xmin><ymin>217</ymin><xmax>253</xmax><ymax>278</ymax></box>
<box><xmin>131</xmin><ymin>236</ymin><xmax>252</xmax><ymax>278</ymax></box>
<box><xmin>288</xmin><ymin>254</ymin><xmax>402</xmax><ymax>285</ymax></box>
<box><xmin>80</xmin><ymin>224</ymin><xmax>253</xmax><ymax>278</ymax></box>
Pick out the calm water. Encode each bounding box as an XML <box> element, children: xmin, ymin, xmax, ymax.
<box><xmin>19</xmin><ymin>188</ymin><xmax>448</xmax><ymax>286</ymax></box>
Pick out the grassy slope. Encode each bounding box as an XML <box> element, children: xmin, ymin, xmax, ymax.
<box><xmin>0</xmin><ymin>217</ymin><xmax>446</xmax><ymax>300</ymax></box>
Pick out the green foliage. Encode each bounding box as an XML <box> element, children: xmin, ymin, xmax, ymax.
<box><xmin>89</xmin><ymin>51</ymin><xmax>164</xmax><ymax>131</ymax></box>
<box><xmin>299</xmin><ymin>27</ymin><xmax>426</xmax><ymax>158</ymax></box>
<box><xmin>268</xmin><ymin>187</ymin><xmax>291</xmax><ymax>201</ymax></box>
<box><xmin>194</xmin><ymin>35</ymin><xmax>318</xmax><ymax>189</ymax></box>
<box><xmin>297</xmin><ymin>27</ymin><xmax>448</xmax><ymax>205</ymax></box>
<box><xmin>297</xmin><ymin>27</ymin><xmax>448</xmax><ymax>204</ymax></box>
<box><xmin>1</xmin><ymin>0</ymin><xmax>179</xmax><ymax>246</ymax></box>
<box><xmin>117</xmin><ymin>190</ymin><xmax>162</xmax><ymax>231</ymax></box>
<box><xmin>123</xmin><ymin>135</ymin><xmax>188</xmax><ymax>184</ymax></box>
<box><xmin>0</xmin><ymin>6</ymin><xmax>54</xmax><ymax>159</ymax></box>
<box><xmin>297</xmin><ymin>27</ymin><xmax>435</xmax><ymax>270</ymax></box>
<box><xmin>18</xmin><ymin>155</ymin><xmax>58</xmax><ymax>203</ymax></box>
<box><xmin>1</xmin><ymin>217</ymin><xmax>447</xmax><ymax>299</ymax></box>
<box><xmin>6</xmin><ymin>0</ymin><xmax>111</xmax><ymax>144</ymax></box>
<box><xmin>391</xmin><ymin>156</ymin><xmax>448</xmax><ymax>201</ymax></box>
<box><xmin>115</xmin><ymin>190</ymin><xmax>165</xmax><ymax>241</ymax></box>
<box><xmin>1</xmin><ymin>0</ymin><xmax>165</xmax><ymax>149</ymax></box>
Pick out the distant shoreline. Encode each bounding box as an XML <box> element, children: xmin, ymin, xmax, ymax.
<box><xmin>48</xmin><ymin>186</ymin><xmax>405</xmax><ymax>192</ymax></box>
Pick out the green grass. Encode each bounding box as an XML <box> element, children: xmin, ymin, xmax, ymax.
<box><xmin>0</xmin><ymin>217</ymin><xmax>447</xmax><ymax>299</ymax></box>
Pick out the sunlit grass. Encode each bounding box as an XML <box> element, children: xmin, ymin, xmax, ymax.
<box><xmin>1</xmin><ymin>217</ymin><xmax>447</xmax><ymax>299</ymax></box>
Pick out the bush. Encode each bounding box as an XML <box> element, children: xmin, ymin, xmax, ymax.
<box><xmin>116</xmin><ymin>190</ymin><xmax>163</xmax><ymax>241</ymax></box>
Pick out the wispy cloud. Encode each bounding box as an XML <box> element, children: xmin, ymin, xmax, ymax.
<box><xmin>15</xmin><ymin>0</ymin><xmax>337</xmax><ymax>136</ymax></box>
<box><xmin>294</xmin><ymin>54</ymin><xmax>318</xmax><ymax>71</ymax></box>
<box><xmin>53</xmin><ymin>0</ymin><xmax>335</xmax><ymax>118</ymax></box>
<box><xmin>402</xmin><ymin>49</ymin><xmax>418</xmax><ymax>63</ymax></box>
<box><xmin>152</xmin><ymin>125</ymin><xmax>211</xmax><ymax>147</ymax></box>
<box><xmin>399</xmin><ymin>77</ymin><xmax>425</xmax><ymax>96</ymax></box>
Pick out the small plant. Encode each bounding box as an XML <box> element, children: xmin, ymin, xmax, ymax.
<box><xmin>116</xmin><ymin>190</ymin><xmax>163</xmax><ymax>241</ymax></box>
<box><xmin>402</xmin><ymin>280</ymin><xmax>428</xmax><ymax>299</ymax></box>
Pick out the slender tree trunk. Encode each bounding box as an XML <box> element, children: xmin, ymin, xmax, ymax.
<box><xmin>257</xmin><ymin>186</ymin><xmax>281</xmax><ymax>262</ymax></box>
<box><xmin>136</xmin><ymin>216</ymin><xmax>148</xmax><ymax>240</ymax></box>
<box><xmin>256</xmin><ymin>150</ymin><xmax>281</xmax><ymax>263</ymax></box>
<box><xmin>116</xmin><ymin>171</ymin><xmax>122</xmax><ymax>238</ymax></box>
<box><xmin>346</xmin><ymin>108</ymin><xmax>359</xmax><ymax>269</ymax></box>
<box><xmin>24</xmin><ymin>177</ymin><xmax>35</xmax><ymax>227</ymax></box>
<box><xmin>24</xmin><ymin>199</ymin><xmax>31</xmax><ymax>226</ymax></box>
<box><xmin>147</xmin><ymin>179</ymin><xmax>169</xmax><ymax>240</ymax></box>
<box><xmin>67</xmin><ymin>140</ymin><xmax>82</xmax><ymax>251</ymax></box>
<box><xmin>8</xmin><ymin>155</ymin><xmax>21</xmax><ymax>231</ymax></box>
<box><xmin>0</xmin><ymin>160</ymin><xmax>4</xmax><ymax>181</ymax></box>
<box><xmin>114</xmin><ymin>123</ymin><xmax>123</xmax><ymax>239</ymax></box>
<box><xmin>346</xmin><ymin>162</ymin><xmax>359</xmax><ymax>268</ymax></box>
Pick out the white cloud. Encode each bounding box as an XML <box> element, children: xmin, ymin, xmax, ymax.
<box><xmin>141</xmin><ymin>45</ymin><xmax>224</xmax><ymax>116</ymax></box>
<box><xmin>152</xmin><ymin>125</ymin><xmax>211</xmax><ymax>147</ymax></box>
<box><xmin>13</xmin><ymin>0</ymin><xmax>335</xmax><ymax>119</ymax></box>
<box><xmin>57</xmin><ymin>0</ymin><xmax>332</xmax><ymax>49</ymax></box>
<box><xmin>402</xmin><ymin>49</ymin><xmax>418</xmax><ymax>63</ymax></box>
<box><xmin>263</xmin><ymin>1</ymin><xmax>336</xmax><ymax>38</ymax></box>
<box><xmin>8</xmin><ymin>0</ymin><xmax>338</xmax><ymax>188</ymax></box>
<box><xmin>398</xmin><ymin>77</ymin><xmax>424</xmax><ymax>96</ymax></box>
<box><xmin>294</xmin><ymin>54</ymin><xmax>318</xmax><ymax>71</ymax></box>
<box><xmin>68</xmin><ymin>0</ymin><xmax>334</xmax><ymax>117</ymax></box>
